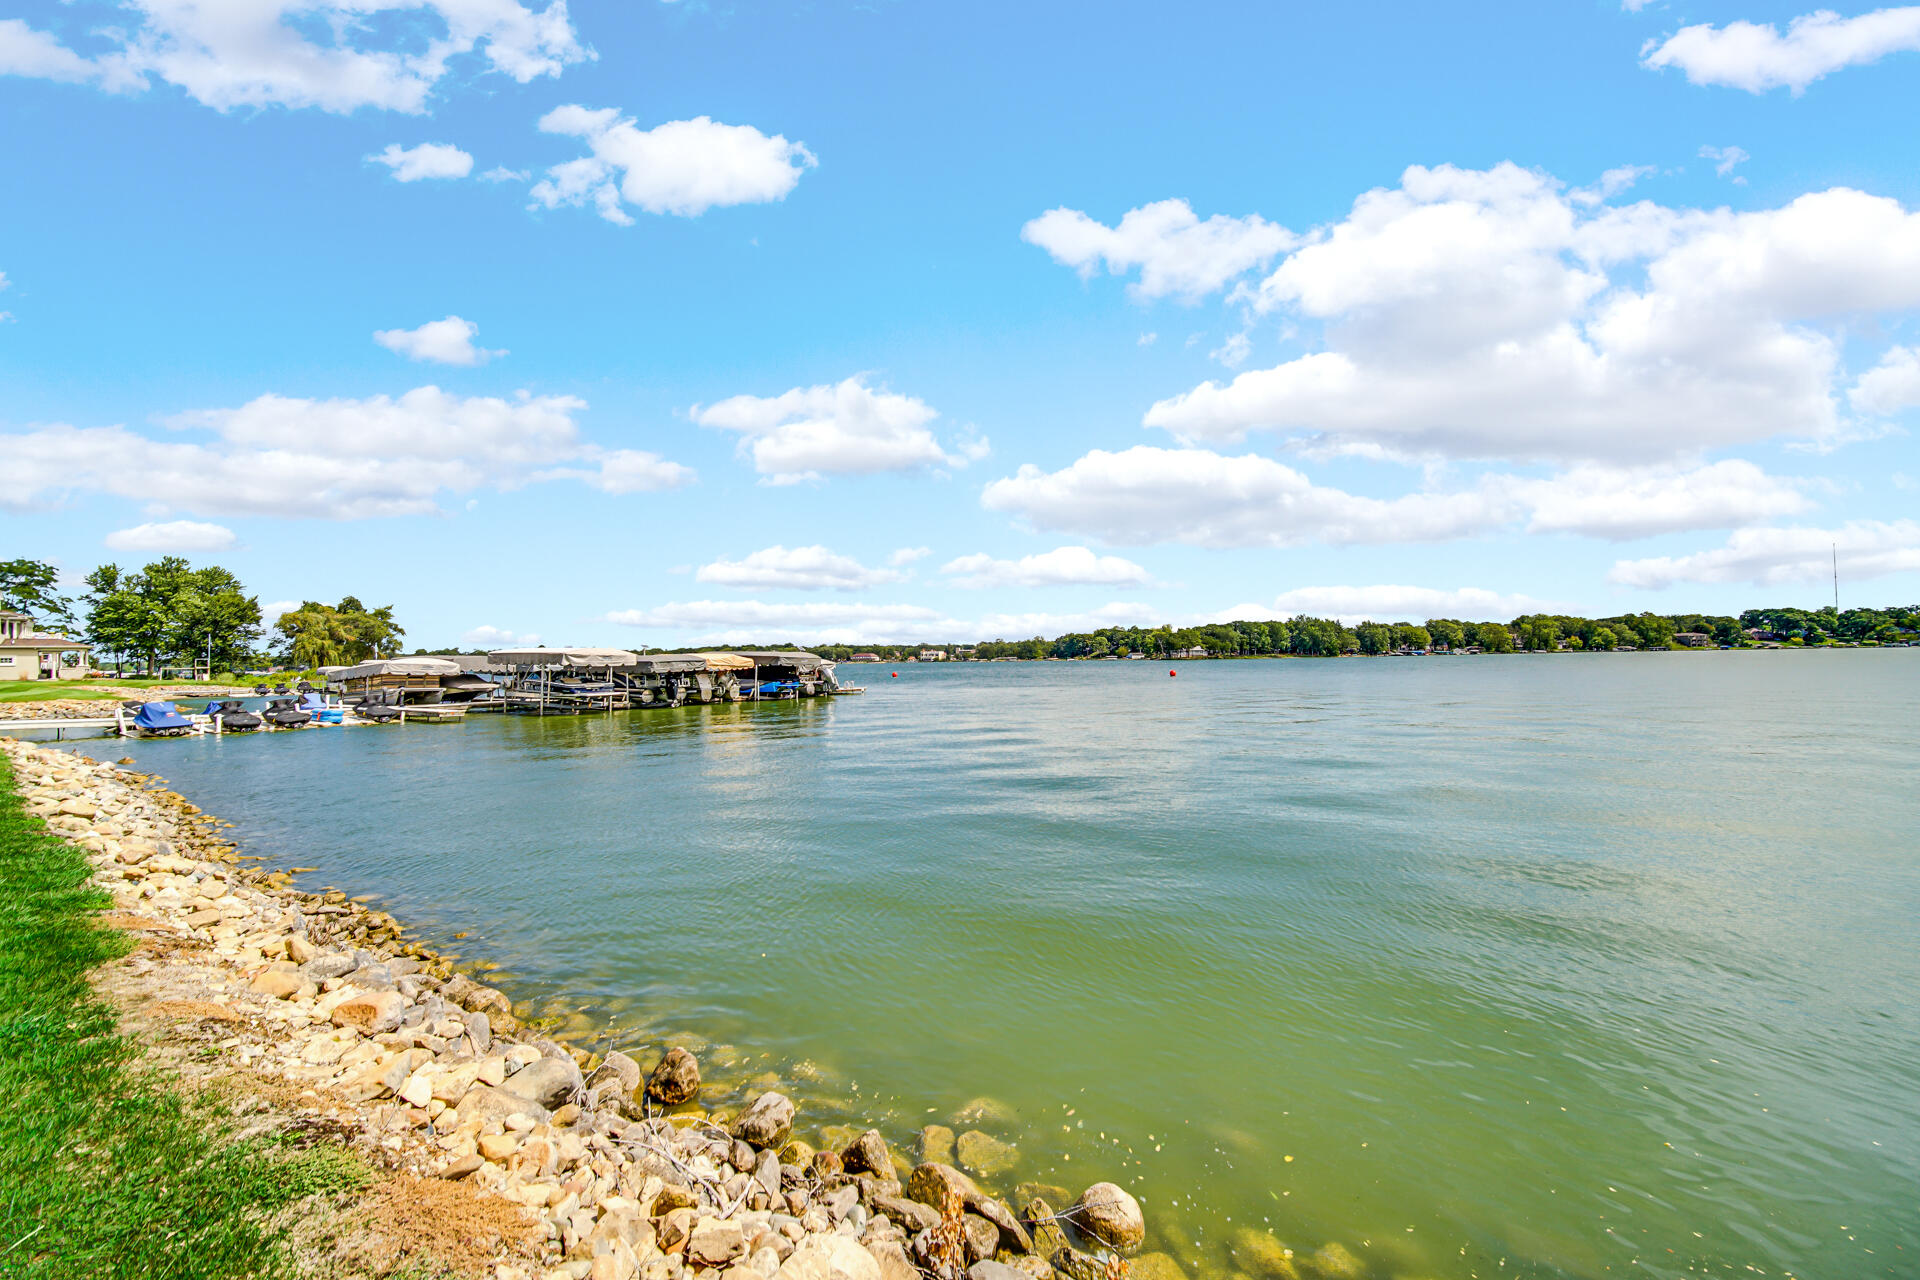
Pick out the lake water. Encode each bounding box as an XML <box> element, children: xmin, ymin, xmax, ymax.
<box><xmin>77</xmin><ymin>652</ymin><xmax>1920</xmax><ymax>1280</ymax></box>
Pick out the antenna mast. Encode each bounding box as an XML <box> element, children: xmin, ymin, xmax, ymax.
<box><xmin>1832</xmin><ymin>543</ymin><xmax>1839</xmax><ymax>615</ymax></box>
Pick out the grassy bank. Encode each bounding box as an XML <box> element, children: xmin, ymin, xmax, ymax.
<box><xmin>0</xmin><ymin>753</ymin><xmax>321</xmax><ymax>1278</ymax></box>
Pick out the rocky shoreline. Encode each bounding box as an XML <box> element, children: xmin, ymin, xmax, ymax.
<box><xmin>1</xmin><ymin>735</ymin><xmax>1161</xmax><ymax>1280</ymax></box>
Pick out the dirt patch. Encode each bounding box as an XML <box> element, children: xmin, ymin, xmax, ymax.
<box><xmin>147</xmin><ymin>998</ymin><xmax>245</xmax><ymax>1022</ymax></box>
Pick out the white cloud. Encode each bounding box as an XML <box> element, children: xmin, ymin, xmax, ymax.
<box><xmin>982</xmin><ymin>446</ymin><xmax>1510</xmax><ymax>548</ymax></box>
<box><xmin>463</xmin><ymin>624</ymin><xmax>539</xmax><ymax>648</ymax></box>
<box><xmin>532</xmin><ymin>106</ymin><xmax>815</xmax><ymax>221</ymax></box>
<box><xmin>1850</xmin><ymin>345</ymin><xmax>1920</xmax><ymax>415</ymax></box>
<box><xmin>887</xmin><ymin>546</ymin><xmax>931</xmax><ymax>567</ymax></box>
<box><xmin>104</xmin><ymin>520</ymin><xmax>238</xmax><ymax>552</ymax></box>
<box><xmin>1023</xmin><ymin>199</ymin><xmax>1297</xmax><ymax>302</ymax></box>
<box><xmin>694</xmin><ymin>546</ymin><xmax>906</xmax><ymax>592</ymax></box>
<box><xmin>1570</xmin><ymin>164</ymin><xmax>1654</xmax><ymax>207</ymax></box>
<box><xmin>1210</xmin><ymin>331</ymin><xmax>1252</xmax><ymax>368</ymax></box>
<box><xmin>1609</xmin><ymin>520</ymin><xmax>1920</xmax><ymax>587</ymax></box>
<box><xmin>369</xmin><ymin>142</ymin><xmax>473</xmax><ymax>182</ymax></box>
<box><xmin>941</xmin><ymin>546</ymin><xmax>1156</xmax><ymax>589</ymax></box>
<box><xmin>479</xmin><ymin>165</ymin><xmax>530</xmax><ymax>183</ymax></box>
<box><xmin>1213</xmin><ymin>585</ymin><xmax>1556</xmax><ymax>625</ymax></box>
<box><xmin>1642</xmin><ymin>8</ymin><xmax>1920</xmax><ymax>93</ymax></box>
<box><xmin>1138</xmin><ymin>332</ymin><xmax>1158</xmax><ymax>346</ymax></box>
<box><xmin>972</xmin><ymin>602</ymin><xmax>1163</xmax><ymax>638</ymax></box>
<box><xmin>693</xmin><ymin>376</ymin><xmax>978</xmax><ymax>484</ymax></box>
<box><xmin>1</xmin><ymin>386</ymin><xmax>692</xmax><ymax>519</ymax></box>
<box><xmin>1142</xmin><ymin>165</ymin><xmax>1920</xmax><ymax>462</ymax></box>
<box><xmin>1699</xmin><ymin>144</ymin><xmax>1750</xmax><ymax>178</ymax></box>
<box><xmin>1512</xmin><ymin>460</ymin><xmax>1810</xmax><ymax>539</ymax></box>
<box><xmin>981</xmin><ymin>446</ymin><xmax>1809</xmax><ymax>548</ymax></box>
<box><xmin>604</xmin><ymin>599</ymin><xmax>961</xmax><ymax>646</ymax></box>
<box><xmin>374</xmin><ymin>315</ymin><xmax>503</xmax><ymax>365</ymax></box>
<box><xmin>0</xmin><ymin>2</ymin><xmax>588</xmax><ymax>113</ymax></box>
<box><xmin>260</xmin><ymin>600</ymin><xmax>299</xmax><ymax>628</ymax></box>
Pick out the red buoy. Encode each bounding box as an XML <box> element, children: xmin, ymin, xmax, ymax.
<box><xmin>890</xmin><ymin>672</ymin><xmax>898</xmax><ymax>678</ymax></box>
<box><xmin>1169</xmin><ymin>669</ymin><xmax>1177</xmax><ymax>677</ymax></box>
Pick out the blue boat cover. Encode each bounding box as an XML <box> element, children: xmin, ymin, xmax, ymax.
<box><xmin>133</xmin><ymin>702</ymin><xmax>192</xmax><ymax>730</ymax></box>
<box><xmin>298</xmin><ymin>692</ymin><xmax>328</xmax><ymax>711</ymax></box>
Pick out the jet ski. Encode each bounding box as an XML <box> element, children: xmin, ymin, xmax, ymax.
<box><xmin>352</xmin><ymin>697</ymin><xmax>403</xmax><ymax>723</ymax></box>
<box><xmin>204</xmin><ymin>699</ymin><xmax>262</xmax><ymax>732</ymax></box>
<box><xmin>262</xmin><ymin>697</ymin><xmax>312</xmax><ymax>728</ymax></box>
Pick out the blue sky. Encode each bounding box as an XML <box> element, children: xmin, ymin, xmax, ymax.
<box><xmin>3</xmin><ymin>0</ymin><xmax>1919</xmax><ymax>648</ymax></box>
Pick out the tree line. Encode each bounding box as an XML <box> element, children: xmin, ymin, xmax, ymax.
<box><xmin>814</xmin><ymin>604</ymin><xmax>1919</xmax><ymax>661</ymax></box>
<box><xmin>0</xmin><ymin>557</ymin><xmax>403</xmax><ymax>676</ymax></box>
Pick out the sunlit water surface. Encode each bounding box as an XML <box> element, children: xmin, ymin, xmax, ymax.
<box><xmin>80</xmin><ymin>653</ymin><xmax>1920</xmax><ymax>1280</ymax></box>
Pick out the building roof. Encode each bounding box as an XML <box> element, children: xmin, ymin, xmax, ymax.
<box><xmin>0</xmin><ymin>609</ymin><xmax>33</xmax><ymax>621</ymax></box>
<box><xmin>0</xmin><ymin>632</ymin><xmax>90</xmax><ymax>650</ymax></box>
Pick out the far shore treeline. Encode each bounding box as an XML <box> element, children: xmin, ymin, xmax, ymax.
<box><xmin>4</xmin><ymin>557</ymin><xmax>1915</xmax><ymax>673</ymax></box>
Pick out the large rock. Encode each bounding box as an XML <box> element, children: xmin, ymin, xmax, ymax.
<box><xmin>1307</xmin><ymin>1243</ymin><xmax>1363</xmax><ymax>1280</ymax></box>
<box><xmin>457</xmin><ymin>1083</ymin><xmax>551</xmax><ymax>1127</ymax></box>
<box><xmin>872</xmin><ymin>1194</ymin><xmax>941</xmax><ymax>1234</ymax></box>
<box><xmin>329</xmin><ymin>988</ymin><xmax>408</xmax><ymax>1034</ymax></box>
<box><xmin>777</xmin><ymin>1235</ymin><xmax>882</xmax><ymax>1280</ymax></box>
<box><xmin>687</xmin><ymin>1219</ymin><xmax>746</xmax><ymax>1267</ymax></box>
<box><xmin>1129</xmin><ymin>1254</ymin><xmax>1189</xmax><ymax>1280</ymax></box>
<box><xmin>502</xmin><ymin>1055</ymin><xmax>582</xmax><ymax>1110</ymax></box>
<box><xmin>590</xmin><ymin>1049</ymin><xmax>642</xmax><ymax>1097</ymax></box>
<box><xmin>971</xmin><ymin>1197</ymin><xmax>1033</xmax><ymax>1255</ymax></box>
<box><xmin>906</xmin><ymin>1162</ymin><xmax>978</xmax><ymax>1212</ymax></box>
<box><xmin>648</xmin><ymin>1046</ymin><xmax>702</xmax><ymax>1105</ymax></box>
<box><xmin>957</xmin><ymin>1130</ymin><xmax>1020</xmax><ymax>1179</ymax></box>
<box><xmin>731</xmin><ymin>1091</ymin><xmax>796</xmax><ymax>1148</ymax></box>
<box><xmin>842</xmin><ymin>1129</ymin><xmax>892</xmax><ymax>1177</ymax></box>
<box><xmin>866</xmin><ymin>1240</ymin><xmax>917</xmax><ymax>1280</ymax></box>
<box><xmin>302</xmin><ymin>952</ymin><xmax>356</xmax><ymax>981</ymax></box>
<box><xmin>1069</xmin><ymin>1183</ymin><xmax>1143</xmax><ymax>1256</ymax></box>
<box><xmin>969</xmin><ymin>1263</ymin><xmax>1028</xmax><ymax>1280</ymax></box>
<box><xmin>961</xmin><ymin>1214</ymin><xmax>1000</xmax><ymax>1264</ymax></box>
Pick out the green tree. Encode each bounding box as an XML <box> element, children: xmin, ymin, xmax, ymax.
<box><xmin>0</xmin><ymin>559</ymin><xmax>77</xmax><ymax>631</ymax></box>
<box><xmin>1355</xmin><ymin>622</ymin><xmax>1392</xmax><ymax>655</ymax></box>
<box><xmin>1426</xmin><ymin>618</ymin><xmax>1466</xmax><ymax>650</ymax></box>
<box><xmin>1474</xmin><ymin>622</ymin><xmax>1515</xmax><ymax>653</ymax></box>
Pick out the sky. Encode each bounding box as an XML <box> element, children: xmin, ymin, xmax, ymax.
<box><xmin>3</xmin><ymin>0</ymin><xmax>1919</xmax><ymax>649</ymax></box>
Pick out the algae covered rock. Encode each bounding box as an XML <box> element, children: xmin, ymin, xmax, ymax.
<box><xmin>917</xmin><ymin>1124</ymin><xmax>956</xmax><ymax>1166</ymax></box>
<box><xmin>907</xmin><ymin>1161</ymin><xmax>979</xmax><ymax>1211</ymax></box>
<box><xmin>952</xmin><ymin>1097</ymin><xmax>1019</xmax><ymax>1129</ymax></box>
<box><xmin>1068</xmin><ymin>1182</ymin><xmax>1144</xmax><ymax>1256</ymax></box>
<box><xmin>1307</xmin><ymin>1243</ymin><xmax>1364</xmax><ymax>1280</ymax></box>
<box><xmin>732</xmin><ymin>1090</ymin><xmax>797</xmax><ymax>1148</ymax></box>
<box><xmin>1130</xmin><ymin>1254</ymin><xmax>1190</xmax><ymax>1280</ymax></box>
<box><xmin>1229</xmin><ymin>1228</ymin><xmax>1299</xmax><ymax>1280</ymax></box>
<box><xmin>957</xmin><ymin>1130</ymin><xmax>1020</xmax><ymax>1179</ymax></box>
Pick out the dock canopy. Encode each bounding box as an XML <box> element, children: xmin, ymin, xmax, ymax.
<box><xmin>613</xmin><ymin>653</ymin><xmax>710</xmax><ymax>675</ymax></box>
<box><xmin>728</xmin><ymin>649</ymin><xmax>831</xmax><ymax>673</ymax></box>
<box><xmin>692</xmin><ymin>652</ymin><xmax>756</xmax><ymax>670</ymax></box>
<box><xmin>333</xmin><ymin>657</ymin><xmax>460</xmax><ymax>681</ymax></box>
<box><xmin>488</xmin><ymin>647</ymin><xmax>639</xmax><ymax>669</ymax></box>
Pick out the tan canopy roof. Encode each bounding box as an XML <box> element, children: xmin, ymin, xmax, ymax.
<box><xmin>488</xmin><ymin>647</ymin><xmax>639</xmax><ymax>668</ymax></box>
<box><xmin>692</xmin><ymin>652</ymin><xmax>756</xmax><ymax>670</ymax></box>
<box><xmin>334</xmin><ymin>657</ymin><xmax>460</xmax><ymax>680</ymax></box>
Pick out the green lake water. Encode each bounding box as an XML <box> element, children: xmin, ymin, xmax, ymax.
<box><xmin>78</xmin><ymin>652</ymin><xmax>1919</xmax><ymax>1279</ymax></box>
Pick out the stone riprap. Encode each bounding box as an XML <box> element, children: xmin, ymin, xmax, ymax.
<box><xmin>0</xmin><ymin>736</ymin><xmax>1145</xmax><ymax>1280</ymax></box>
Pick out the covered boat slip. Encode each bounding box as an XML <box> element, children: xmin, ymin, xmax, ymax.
<box><xmin>325</xmin><ymin>657</ymin><xmax>499</xmax><ymax>720</ymax></box>
<box><xmin>485</xmin><ymin>648</ymin><xmax>839</xmax><ymax>714</ymax></box>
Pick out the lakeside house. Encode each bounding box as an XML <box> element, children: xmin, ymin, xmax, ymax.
<box><xmin>1171</xmin><ymin>646</ymin><xmax>1209</xmax><ymax>659</ymax></box>
<box><xmin>848</xmin><ymin>652</ymin><xmax>881</xmax><ymax>663</ymax></box>
<box><xmin>0</xmin><ymin>610</ymin><xmax>92</xmax><ymax>681</ymax></box>
<box><xmin>1674</xmin><ymin>632</ymin><xmax>1713</xmax><ymax>648</ymax></box>
<box><xmin>918</xmin><ymin>648</ymin><xmax>949</xmax><ymax>661</ymax></box>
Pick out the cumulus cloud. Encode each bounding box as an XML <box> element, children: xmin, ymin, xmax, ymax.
<box><xmin>694</xmin><ymin>546</ymin><xmax>906</xmax><ymax>592</ymax></box>
<box><xmin>1212</xmin><ymin>585</ymin><xmax>1558</xmax><ymax>625</ymax></box>
<box><xmin>1022</xmin><ymin>199</ymin><xmax>1297</xmax><ymax>301</ymax></box>
<box><xmin>941</xmin><ymin>546</ymin><xmax>1156</xmax><ymax>589</ymax></box>
<box><xmin>972</xmin><ymin>603</ymin><xmax>1163</xmax><ymax>638</ymax></box>
<box><xmin>374</xmin><ymin>316</ymin><xmax>503</xmax><ymax>365</ymax></box>
<box><xmin>1609</xmin><ymin>520</ymin><xmax>1920</xmax><ymax>587</ymax></box>
<box><xmin>463</xmin><ymin>624</ymin><xmax>539</xmax><ymax>647</ymax></box>
<box><xmin>0</xmin><ymin>1</ymin><xmax>588</xmax><ymax>113</ymax></box>
<box><xmin>1850</xmin><ymin>345</ymin><xmax>1920</xmax><ymax>415</ymax></box>
<box><xmin>531</xmin><ymin>448</ymin><xmax>695</xmax><ymax>494</ymax></box>
<box><xmin>981</xmin><ymin>447</ymin><xmax>1809</xmax><ymax>548</ymax></box>
<box><xmin>1</xmin><ymin>386</ymin><xmax>692</xmax><ymax>519</ymax></box>
<box><xmin>104</xmin><ymin>520</ymin><xmax>238</xmax><ymax>552</ymax></box>
<box><xmin>1642</xmin><ymin>8</ymin><xmax>1920</xmax><ymax>93</ymax></box>
<box><xmin>693</xmin><ymin>376</ymin><xmax>981</xmax><ymax>484</ymax></box>
<box><xmin>532</xmin><ymin>106</ymin><xmax>815</xmax><ymax>221</ymax></box>
<box><xmin>1140</xmin><ymin>164</ymin><xmax>1920</xmax><ymax>463</ymax></box>
<box><xmin>604</xmin><ymin>599</ymin><xmax>960</xmax><ymax>646</ymax></box>
<box><xmin>887</xmin><ymin>546</ymin><xmax>931</xmax><ymax>567</ymax></box>
<box><xmin>369</xmin><ymin>142</ymin><xmax>473</xmax><ymax>182</ymax></box>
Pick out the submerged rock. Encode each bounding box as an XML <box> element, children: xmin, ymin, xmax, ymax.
<box><xmin>1129</xmin><ymin>1254</ymin><xmax>1190</xmax><ymax>1280</ymax></box>
<box><xmin>1069</xmin><ymin>1183</ymin><xmax>1144</xmax><ymax>1256</ymax></box>
<box><xmin>1306</xmin><ymin>1243</ymin><xmax>1363</xmax><ymax>1280</ymax></box>
<box><xmin>647</xmin><ymin>1045</ymin><xmax>702</xmax><ymax>1105</ymax></box>
<box><xmin>1228</xmin><ymin>1228</ymin><xmax>1298</xmax><ymax>1280</ymax></box>
<box><xmin>952</xmin><ymin>1097</ymin><xmax>1018</xmax><ymax>1129</ymax></box>
<box><xmin>957</xmin><ymin>1130</ymin><xmax>1020</xmax><ymax>1179</ymax></box>
<box><xmin>916</xmin><ymin>1124</ymin><xmax>956</xmax><ymax>1166</ymax></box>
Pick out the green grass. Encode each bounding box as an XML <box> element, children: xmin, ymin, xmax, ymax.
<box><xmin>0</xmin><ymin>754</ymin><xmax>356</xmax><ymax>1278</ymax></box>
<box><xmin>0</xmin><ymin>679</ymin><xmax>264</xmax><ymax>705</ymax></box>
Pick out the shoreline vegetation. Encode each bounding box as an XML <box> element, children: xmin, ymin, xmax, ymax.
<box><xmin>0</xmin><ymin>736</ymin><xmax>1202</xmax><ymax>1280</ymax></box>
